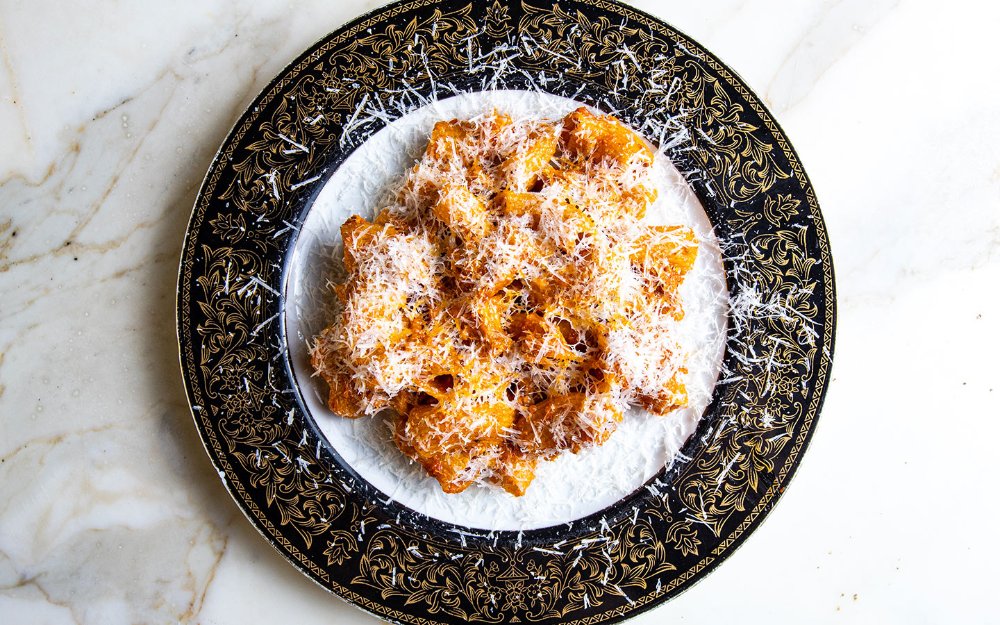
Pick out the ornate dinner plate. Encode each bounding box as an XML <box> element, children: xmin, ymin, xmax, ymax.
<box><xmin>177</xmin><ymin>1</ymin><xmax>836</xmax><ymax>623</ymax></box>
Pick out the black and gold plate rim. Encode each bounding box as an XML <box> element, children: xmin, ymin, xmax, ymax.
<box><xmin>177</xmin><ymin>1</ymin><xmax>836</xmax><ymax>623</ymax></box>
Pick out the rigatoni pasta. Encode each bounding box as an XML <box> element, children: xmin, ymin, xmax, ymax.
<box><xmin>311</xmin><ymin>107</ymin><xmax>697</xmax><ymax>496</ymax></box>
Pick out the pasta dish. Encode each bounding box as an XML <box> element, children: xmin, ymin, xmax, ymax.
<box><xmin>311</xmin><ymin>107</ymin><xmax>697</xmax><ymax>496</ymax></box>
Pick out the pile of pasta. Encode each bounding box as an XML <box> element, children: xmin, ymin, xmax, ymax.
<box><xmin>311</xmin><ymin>107</ymin><xmax>698</xmax><ymax>496</ymax></box>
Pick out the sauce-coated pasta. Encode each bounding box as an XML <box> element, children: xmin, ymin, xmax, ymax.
<box><xmin>311</xmin><ymin>108</ymin><xmax>697</xmax><ymax>496</ymax></box>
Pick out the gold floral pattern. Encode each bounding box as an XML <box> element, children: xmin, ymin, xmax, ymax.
<box><xmin>353</xmin><ymin>510</ymin><xmax>680</xmax><ymax>622</ymax></box>
<box><xmin>178</xmin><ymin>1</ymin><xmax>835</xmax><ymax>623</ymax></box>
<box><xmin>484</xmin><ymin>1</ymin><xmax>511</xmax><ymax>39</ymax></box>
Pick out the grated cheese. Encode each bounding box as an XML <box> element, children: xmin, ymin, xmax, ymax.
<box><xmin>310</xmin><ymin>108</ymin><xmax>700</xmax><ymax>496</ymax></box>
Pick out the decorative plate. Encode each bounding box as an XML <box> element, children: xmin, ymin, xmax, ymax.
<box><xmin>177</xmin><ymin>1</ymin><xmax>836</xmax><ymax>623</ymax></box>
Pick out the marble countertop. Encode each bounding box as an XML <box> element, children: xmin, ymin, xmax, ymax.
<box><xmin>2</xmin><ymin>0</ymin><xmax>998</xmax><ymax>623</ymax></box>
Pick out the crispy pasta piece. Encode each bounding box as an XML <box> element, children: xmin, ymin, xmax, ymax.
<box><xmin>632</xmin><ymin>225</ymin><xmax>699</xmax><ymax>289</ymax></box>
<box><xmin>469</xmin><ymin>293</ymin><xmax>515</xmax><ymax>354</ymax></box>
<box><xmin>494</xmin><ymin>190</ymin><xmax>544</xmax><ymax>225</ymax></box>
<box><xmin>425</xmin><ymin>120</ymin><xmax>471</xmax><ymax>163</ymax></box>
<box><xmin>340</xmin><ymin>215</ymin><xmax>397</xmax><ymax>274</ymax></box>
<box><xmin>510</xmin><ymin>313</ymin><xmax>584</xmax><ymax>367</ymax></box>
<box><xmin>562</xmin><ymin>107</ymin><xmax>654</xmax><ymax>167</ymax></box>
<box><xmin>492</xmin><ymin>446</ymin><xmax>538</xmax><ymax>497</ymax></box>
<box><xmin>501</xmin><ymin>124</ymin><xmax>559</xmax><ymax>191</ymax></box>
<box><xmin>433</xmin><ymin>184</ymin><xmax>492</xmax><ymax>240</ymax></box>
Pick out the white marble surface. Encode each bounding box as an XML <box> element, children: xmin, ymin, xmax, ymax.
<box><xmin>1</xmin><ymin>0</ymin><xmax>998</xmax><ymax>623</ymax></box>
